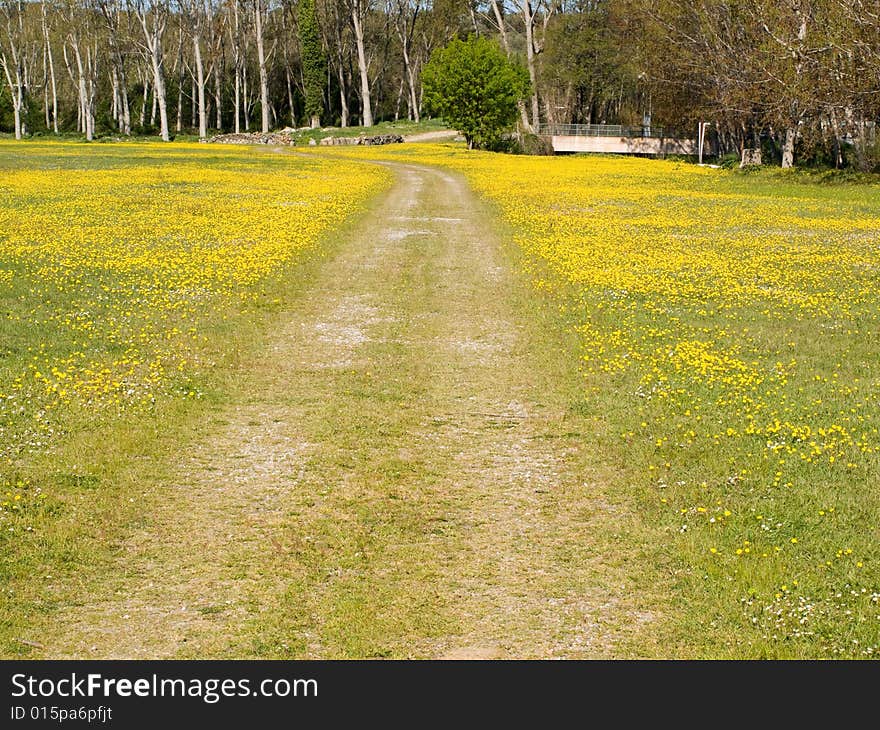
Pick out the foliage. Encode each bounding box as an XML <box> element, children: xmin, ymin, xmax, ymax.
<box><xmin>421</xmin><ymin>37</ymin><xmax>529</xmax><ymax>150</ymax></box>
<box><xmin>298</xmin><ymin>0</ymin><xmax>326</xmax><ymax>126</ymax></box>
<box><xmin>620</xmin><ymin>0</ymin><xmax>880</xmax><ymax>167</ymax></box>
<box><xmin>540</xmin><ymin>4</ymin><xmax>635</xmax><ymax>125</ymax></box>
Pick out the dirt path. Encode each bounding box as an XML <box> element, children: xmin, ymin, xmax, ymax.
<box><xmin>43</xmin><ymin>161</ymin><xmax>650</xmax><ymax>659</ymax></box>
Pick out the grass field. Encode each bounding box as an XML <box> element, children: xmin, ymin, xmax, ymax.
<box><xmin>314</xmin><ymin>143</ymin><xmax>880</xmax><ymax>657</ymax></box>
<box><xmin>0</xmin><ymin>140</ymin><xmax>390</xmax><ymax>653</ymax></box>
<box><xmin>1</xmin><ymin>138</ymin><xmax>878</xmax><ymax>658</ymax></box>
<box><xmin>465</xmin><ymin>154</ymin><xmax>880</xmax><ymax>658</ymax></box>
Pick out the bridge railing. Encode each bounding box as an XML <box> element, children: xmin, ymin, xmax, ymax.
<box><xmin>538</xmin><ymin>123</ymin><xmax>668</xmax><ymax>139</ymax></box>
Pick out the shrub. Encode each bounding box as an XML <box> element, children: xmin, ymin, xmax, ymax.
<box><xmin>422</xmin><ymin>37</ymin><xmax>530</xmax><ymax>151</ymax></box>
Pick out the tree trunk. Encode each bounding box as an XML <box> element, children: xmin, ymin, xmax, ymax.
<box><xmin>86</xmin><ymin>44</ymin><xmax>97</xmax><ymax>140</ymax></box>
<box><xmin>140</xmin><ymin>71</ymin><xmax>149</xmax><ymax>127</ymax></box>
<box><xmin>254</xmin><ymin>0</ymin><xmax>270</xmax><ymax>133</ymax></box>
<box><xmin>232</xmin><ymin>0</ymin><xmax>241</xmax><ymax>133</ymax></box>
<box><xmin>9</xmin><ymin>98</ymin><xmax>21</xmax><ymax>139</ymax></box>
<box><xmin>285</xmin><ymin>64</ymin><xmax>295</xmax><ymax>126</ymax></box>
<box><xmin>67</xmin><ymin>37</ymin><xmax>93</xmax><ymax>141</ymax></box>
<box><xmin>351</xmin><ymin>7</ymin><xmax>372</xmax><ymax>127</ymax></box>
<box><xmin>522</xmin><ymin>0</ymin><xmax>540</xmax><ymax>129</ymax></box>
<box><xmin>100</xmin><ymin>1</ymin><xmax>130</xmax><ymax>136</ymax></box>
<box><xmin>154</xmin><ymin>61</ymin><xmax>169</xmax><ymax>140</ymax></box>
<box><xmin>489</xmin><ymin>0</ymin><xmax>508</xmax><ymax>52</ymax></box>
<box><xmin>176</xmin><ymin>29</ymin><xmax>184</xmax><ymax>132</ymax></box>
<box><xmin>781</xmin><ymin>126</ymin><xmax>796</xmax><ymax>168</ymax></box>
<box><xmin>243</xmin><ymin>62</ymin><xmax>250</xmax><ymax>130</ymax></box>
<box><xmin>214</xmin><ymin>62</ymin><xmax>222</xmax><ymax>129</ymax></box>
<box><xmin>44</xmin><ymin>56</ymin><xmax>50</xmax><ymax>129</ymax></box>
<box><xmin>117</xmin><ymin>59</ymin><xmax>130</xmax><ymax>135</ymax></box>
<box><xmin>401</xmin><ymin>43</ymin><xmax>419</xmax><ymax>123</ymax></box>
<box><xmin>193</xmin><ymin>33</ymin><xmax>207</xmax><ymax>139</ymax></box>
<box><xmin>111</xmin><ymin>68</ymin><xmax>119</xmax><ymax>126</ymax></box>
<box><xmin>41</xmin><ymin>1</ymin><xmax>58</xmax><ymax>134</ymax></box>
<box><xmin>337</xmin><ymin>62</ymin><xmax>349</xmax><ymax>127</ymax></box>
<box><xmin>234</xmin><ymin>66</ymin><xmax>241</xmax><ymax>132</ymax></box>
<box><xmin>176</xmin><ymin>79</ymin><xmax>183</xmax><ymax>132</ymax></box>
<box><xmin>138</xmin><ymin>9</ymin><xmax>170</xmax><ymax>141</ymax></box>
<box><xmin>394</xmin><ymin>75</ymin><xmax>404</xmax><ymax>120</ymax></box>
<box><xmin>490</xmin><ymin>0</ymin><xmax>529</xmax><ymax>130</ymax></box>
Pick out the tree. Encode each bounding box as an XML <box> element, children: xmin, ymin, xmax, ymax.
<box><xmin>390</xmin><ymin>0</ymin><xmax>422</xmax><ymax>122</ymax></box>
<box><xmin>0</xmin><ymin>0</ymin><xmax>29</xmax><ymax>139</ymax></box>
<box><xmin>298</xmin><ymin>0</ymin><xmax>325</xmax><ymax>127</ymax></box>
<box><xmin>133</xmin><ymin>0</ymin><xmax>171</xmax><ymax>141</ymax></box>
<box><xmin>62</xmin><ymin>0</ymin><xmax>98</xmax><ymax>141</ymax></box>
<box><xmin>181</xmin><ymin>0</ymin><xmax>209</xmax><ymax>140</ymax></box>
<box><xmin>540</xmin><ymin>5</ymin><xmax>633</xmax><ymax>125</ymax></box>
<box><xmin>422</xmin><ymin>35</ymin><xmax>529</xmax><ymax>149</ymax></box>
<box><xmin>344</xmin><ymin>0</ymin><xmax>374</xmax><ymax>126</ymax></box>
<box><xmin>318</xmin><ymin>0</ymin><xmax>353</xmax><ymax>127</ymax></box>
<box><xmin>41</xmin><ymin>0</ymin><xmax>59</xmax><ymax>134</ymax></box>
<box><xmin>483</xmin><ymin>0</ymin><xmax>530</xmax><ymax>130</ymax></box>
<box><xmin>519</xmin><ymin>0</ymin><xmax>554</xmax><ymax>130</ymax></box>
<box><xmin>254</xmin><ymin>0</ymin><xmax>270</xmax><ymax>132</ymax></box>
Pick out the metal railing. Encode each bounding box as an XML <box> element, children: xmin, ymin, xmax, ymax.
<box><xmin>538</xmin><ymin>123</ymin><xmax>669</xmax><ymax>139</ymax></box>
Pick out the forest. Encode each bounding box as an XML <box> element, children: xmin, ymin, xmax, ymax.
<box><xmin>2</xmin><ymin>0</ymin><xmax>880</xmax><ymax>168</ymax></box>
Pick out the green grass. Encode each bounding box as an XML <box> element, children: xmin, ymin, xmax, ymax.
<box><xmin>330</xmin><ymin>145</ymin><xmax>880</xmax><ymax>658</ymax></box>
<box><xmin>0</xmin><ymin>140</ymin><xmax>663</xmax><ymax>659</ymax></box>
<box><xmin>0</xmin><ymin>140</ymin><xmax>389</xmax><ymax>656</ymax></box>
<box><xmin>487</xmin><ymin>158</ymin><xmax>880</xmax><ymax>658</ymax></box>
<box><xmin>2</xmin><ymin>138</ymin><xmax>877</xmax><ymax>659</ymax></box>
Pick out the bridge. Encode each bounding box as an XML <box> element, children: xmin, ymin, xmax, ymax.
<box><xmin>539</xmin><ymin>124</ymin><xmax>697</xmax><ymax>156</ymax></box>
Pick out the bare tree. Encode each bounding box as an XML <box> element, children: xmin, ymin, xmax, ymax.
<box><xmin>390</xmin><ymin>0</ymin><xmax>421</xmax><ymax>121</ymax></box>
<box><xmin>61</xmin><ymin>1</ymin><xmax>99</xmax><ymax>141</ymax></box>
<box><xmin>40</xmin><ymin>0</ymin><xmax>58</xmax><ymax>133</ymax></box>
<box><xmin>319</xmin><ymin>0</ymin><xmax>352</xmax><ymax>126</ymax></box>
<box><xmin>478</xmin><ymin>0</ymin><xmax>531</xmax><ymax>129</ymax></box>
<box><xmin>133</xmin><ymin>0</ymin><xmax>171</xmax><ymax>140</ymax></box>
<box><xmin>254</xmin><ymin>0</ymin><xmax>270</xmax><ymax>131</ymax></box>
<box><xmin>0</xmin><ymin>0</ymin><xmax>29</xmax><ymax>139</ymax></box>
<box><xmin>98</xmin><ymin>0</ymin><xmax>132</xmax><ymax>134</ymax></box>
<box><xmin>344</xmin><ymin>0</ymin><xmax>373</xmax><ymax>126</ymax></box>
<box><xmin>748</xmin><ymin>0</ymin><xmax>824</xmax><ymax>168</ymax></box>
<box><xmin>520</xmin><ymin>0</ymin><xmax>555</xmax><ymax>129</ymax></box>
<box><xmin>182</xmin><ymin>0</ymin><xmax>209</xmax><ymax>139</ymax></box>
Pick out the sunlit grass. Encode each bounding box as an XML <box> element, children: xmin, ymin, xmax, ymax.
<box><xmin>315</xmin><ymin>143</ymin><xmax>880</xmax><ymax>657</ymax></box>
<box><xmin>0</xmin><ymin>140</ymin><xmax>390</xmax><ymax>652</ymax></box>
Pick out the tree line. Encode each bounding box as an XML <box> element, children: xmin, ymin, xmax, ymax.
<box><xmin>2</xmin><ymin>0</ymin><xmax>879</xmax><ymax>168</ymax></box>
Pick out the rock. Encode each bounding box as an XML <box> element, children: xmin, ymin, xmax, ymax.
<box><xmin>740</xmin><ymin>148</ymin><xmax>762</xmax><ymax>167</ymax></box>
<box><xmin>308</xmin><ymin>138</ymin><xmax>317</xmax><ymax>146</ymax></box>
<box><xmin>318</xmin><ymin>133</ymin><xmax>404</xmax><ymax>147</ymax></box>
<box><xmin>208</xmin><ymin>131</ymin><xmax>296</xmax><ymax>146</ymax></box>
<box><xmin>319</xmin><ymin>136</ymin><xmax>358</xmax><ymax>146</ymax></box>
<box><xmin>362</xmin><ymin>134</ymin><xmax>404</xmax><ymax>145</ymax></box>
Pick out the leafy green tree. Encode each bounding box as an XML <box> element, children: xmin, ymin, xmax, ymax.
<box><xmin>540</xmin><ymin>6</ymin><xmax>636</xmax><ymax>126</ymax></box>
<box><xmin>298</xmin><ymin>0</ymin><xmax>326</xmax><ymax>128</ymax></box>
<box><xmin>422</xmin><ymin>36</ymin><xmax>530</xmax><ymax>150</ymax></box>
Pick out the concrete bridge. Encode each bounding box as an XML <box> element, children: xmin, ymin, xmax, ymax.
<box><xmin>539</xmin><ymin>124</ymin><xmax>697</xmax><ymax>156</ymax></box>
